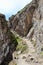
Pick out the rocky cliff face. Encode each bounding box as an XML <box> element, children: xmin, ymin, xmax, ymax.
<box><xmin>9</xmin><ymin>0</ymin><xmax>38</xmax><ymax>36</ymax></box>
<box><xmin>0</xmin><ymin>14</ymin><xmax>10</xmax><ymax>64</ymax></box>
<box><xmin>32</xmin><ymin>0</ymin><xmax>43</xmax><ymax>54</ymax></box>
<box><xmin>9</xmin><ymin>0</ymin><xmax>43</xmax><ymax>55</ymax></box>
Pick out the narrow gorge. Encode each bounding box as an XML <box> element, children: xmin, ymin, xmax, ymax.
<box><xmin>0</xmin><ymin>0</ymin><xmax>43</xmax><ymax>65</ymax></box>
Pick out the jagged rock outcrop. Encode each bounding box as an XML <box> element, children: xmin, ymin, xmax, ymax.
<box><xmin>0</xmin><ymin>14</ymin><xmax>10</xmax><ymax>64</ymax></box>
<box><xmin>9</xmin><ymin>0</ymin><xmax>38</xmax><ymax>36</ymax></box>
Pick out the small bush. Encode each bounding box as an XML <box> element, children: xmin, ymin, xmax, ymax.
<box><xmin>14</xmin><ymin>64</ymin><xmax>17</xmax><ymax>65</ymax></box>
<box><xmin>10</xmin><ymin>32</ymin><xmax>18</xmax><ymax>46</ymax></box>
<box><xmin>16</xmin><ymin>37</ymin><xmax>22</xmax><ymax>43</ymax></box>
<box><xmin>16</xmin><ymin>42</ymin><xmax>27</xmax><ymax>53</ymax></box>
<box><xmin>40</xmin><ymin>51</ymin><xmax>43</xmax><ymax>56</ymax></box>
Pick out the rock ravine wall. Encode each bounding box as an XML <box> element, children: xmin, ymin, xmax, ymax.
<box><xmin>0</xmin><ymin>14</ymin><xmax>10</xmax><ymax>64</ymax></box>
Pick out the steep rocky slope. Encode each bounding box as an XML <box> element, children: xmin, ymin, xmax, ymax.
<box><xmin>9</xmin><ymin>0</ymin><xmax>43</xmax><ymax>65</ymax></box>
<box><xmin>9</xmin><ymin>0</ymin><xmax>38</xmax><ymax>36</ymax></box>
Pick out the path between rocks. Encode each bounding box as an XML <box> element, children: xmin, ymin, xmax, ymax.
<box><xmin>16</xmin><ymin>38</ymin><xmax>36</xmax><ymax>65</ymax></box>
<box><xmin>11</xmin><ymin>30</ymin><xmax>35</xmax><ymax>53</ymax></box>
<box><xmin>11</xmin><ymin>29</ymin><xmax>36</xmax><ymax>53</ymax></box>
<box><xmin>16</xmin><ymin>38</ymin><xmax>43</xmax><ymax>65</ymax></box>
<box><xmin>23</xmin><ymin>38</ymin><xmax>35</xmax><ymax>53</ymax></box>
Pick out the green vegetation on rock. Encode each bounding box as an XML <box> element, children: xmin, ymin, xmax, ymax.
<box><xmin>10</xmin><ymin>32</ymin><xmax>18</xmax><ymax>44</ymax></box>
<box><xmin>40</xmin><ymin>51</ymin><xmax>43</xmax><ymax>56</ymax></box>
<box><xmin>10</xmin><ymin>31</ymin><xmax>28</xmax><ymax>53</ymax></box>
<box><xmin>9</xmin><ymin>63</ymin><xmax>17</xmax><ymax>65</ymax></box>
<box><xmin>31</xmin><ymin>40</ymin><xmax>36</xmax><ymax>47</ymax></box>
<box><xmin>16</xmin><ymin>37</ymin><xmax>22</xmax><ymax>43</ymax></box>
<box><xmin>16</xmin><ymin>41</ymin><xmax>27</xmax><ymax>53</ymax></box>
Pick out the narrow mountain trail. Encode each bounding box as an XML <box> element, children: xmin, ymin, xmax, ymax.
<box><xmin>17</xmin><ymin>54</ymin><xmax>29</xmax><ymax>65</ymax></box>
<box><xmin>23</xmin><ymin>38</ymin><xmax>35</xmax><ymax>53</ymax></box>
<box><xmin>17</xmin><ymin>38</ymin><xmax>36</xmax><ymax>65</ymax></box>
<box><xmin>10</xmin><ymin>30</ymin><xmax>43</xmax><ymax>65</ymax></box>
<box><xmin>16</xmin><ymin>38</ymin><xmax>43</xmax><ymax>65</ymax></box>
<box><xmin>11</xmin><ymin>30</ymin><xmax>37</xmax><ymax>65</ymax></box>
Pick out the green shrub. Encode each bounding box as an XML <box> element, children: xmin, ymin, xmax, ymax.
<box><xmin>10</xmin><ymin>32</ymin><xmax>27</xmax><ymax>53</ymax></box>
<box><xmin>10</xmin><ymin>32</ymin><xmax>18</xmax><ymax>48</ymax></box>
<box><xmin>14</xmin><ymin>64</ymin><xmax>17</xmax><ymax>65</ymax></box>
<box><xmin>40</xmin><ymin>51</ymin><xmax>43</xmax><ymax>56</ymax></box>
<box><xmin>16</xmin><ymin>42</ymin><xmax>27</xmax><ymax>53</ymax></box>
<box><xmin>21</xmin><ymin>45</ymin><xmax>27</xmax><ymax>53</ymax></box>
<box><xmin>16</xmin><ymin>37</ymin><xmax>22</xmax><ymax>43</ymax></box>
<box><xmin>31</xmin><ymin>40</ymin><xmax>36</xmax><ymax>47</ymax></box>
